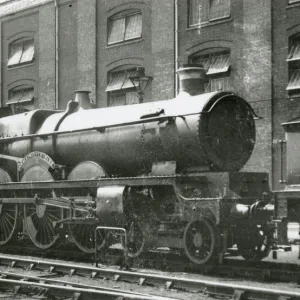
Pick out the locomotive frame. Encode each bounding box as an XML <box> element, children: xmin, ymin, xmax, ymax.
<box><xmin>0</xmin><ymin>159</ymin><xmax>274</xmax><ymax>264</ymax></box>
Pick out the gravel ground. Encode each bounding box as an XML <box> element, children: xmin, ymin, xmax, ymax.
<box><xmin>0</xmin><ymin>266</ymin><xmax>207</xmax><ymax>300</ymax></box>
<box><xmin>1</xmin><ymin>246</ymin><xmax>300</xmax><ymax>299</ymax></box>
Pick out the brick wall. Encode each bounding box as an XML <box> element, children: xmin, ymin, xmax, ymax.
<box><xmin>1</xmin><ymin>11</ymin><xmax>39</xmax><ymax>106</ymax></box>
<box><xmin>240</xmin><ymin>0</ymin><xmax>272</xmax><ymax>179</ymax></box>
<box><xmin>0</xmin><ymin>0</ymin><xmax>79</xmax><ymax>111</ymax></box>
<box><xmin>97</xmin><ymin>0</ymin><xmax>147</xmax><ymax>107</ymax></box>
<box><xmin>178</xmin><ymin>0</ymin><xmax>273</xmax><ymax>180</ymax></box>
<box><xmin>151</xmin><ymin>0</ymin><xmax>174</xmax><ymax>101</ymax></box>
<box><xmin>97</xmin><ymin>0</ymin><xmax>174</xmax><ymax>108</ymax></box>
<box><xmin>77</xmin><ymin>0</ymin><xmax>96</xmax><ymax>105</ymax></box>
<box><xmin>58</xmin><ymin>0</ymin><xmax>77</xmax><ymax>110</ymax></box>
<box><xmin>38</xmin><ymin>3</ymin><xmax>55</xmax><ymax>109</ymax></box>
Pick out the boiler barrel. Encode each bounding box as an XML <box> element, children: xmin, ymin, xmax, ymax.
<box><xmin>5</xmin><ymin>91</ymin><xmax>256</xmax><ymax>176</ymax></box>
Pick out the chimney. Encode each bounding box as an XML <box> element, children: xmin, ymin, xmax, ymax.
<box><xmin>176</xmin><ymin>64</ymin><xmax>206</xmax><ymax>96</ymax></box>
<box><xmin>74</xmin><ymin>90</ymin><xmax>92</xmax><ymax>109</ymax></box>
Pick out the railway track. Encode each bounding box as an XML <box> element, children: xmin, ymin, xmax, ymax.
<box><xmin>0</xmin><ymin>272</ymin><xmax>174</xmax><ymax>300</ymax></box>
<box><xmin>1</xmin><ymin>254</ymin><xmax>300</xmax><ymax>300</ymax></box>
<box><xmin>1</xmin><ymin>244</ymin><xmax>300</xmax><ymax>284</ymax></box>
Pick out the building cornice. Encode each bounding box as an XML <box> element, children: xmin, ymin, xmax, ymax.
<box><xmin>0</xmin><ymin>0</ymin><xmax>52</xmax><ymax>18</ymax></box>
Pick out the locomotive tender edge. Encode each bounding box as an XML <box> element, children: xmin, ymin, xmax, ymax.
<box><xmin>274</xmin><ymin>118</ymin><xmax>300</xmax><ymax>250</ymax></box>
<box><xmin>0</xmin><ymin>65</ymin><xmax>275</xmax><ymax>265</ymax></box>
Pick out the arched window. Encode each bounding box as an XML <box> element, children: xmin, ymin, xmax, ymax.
<box><xmin>8</xmin><ymin>38</ymin><xmax>34</xmax><ymax>67</ymax></box>
<box><xmin>7</xmin><ymin>85</ymin><xmax>34</xmax><ymax>114</ymax></box>
<box><xmin>190</xmin><ymin>48</ymin><xmax>231</xmax><ymax>92</ymax></box>
<box><xmin>105</xmin><ymin>66</ymin><xmax>141</xmax><ymax>107</ymax></box>
<box><xmin>287</xmin><ymin>34</ymin><xmax>300</xmax><ymax>96</ymax></box>
<box><xmin>108</xmin><ymin>10</ymin><xmax>142</xmax><ymax>45</ymax></box>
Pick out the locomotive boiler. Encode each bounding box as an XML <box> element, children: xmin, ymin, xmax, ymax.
<box><xmin>0</xmin><ymin>65</ymin><xmax>274</xmax><ymax>265</ymax></box>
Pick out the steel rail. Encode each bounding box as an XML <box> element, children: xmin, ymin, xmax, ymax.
<box><xmin>0</xmin><ymin>278</ymin><xmax>176</xmax><ymax>300</ymax></box>
<box><xmin>0</xmin><ymin>271</ymin><xmax>169</xmax><ymax>300</ymax></box>
<box><xmin>1</xmin><ymin>245</ymin><xmax>299</xmax><ymax>283</ymax></box>
<box><xmin>0</xmin><ymin>254</ymin><xmax>300</xmax><ymax>299</ymax></box>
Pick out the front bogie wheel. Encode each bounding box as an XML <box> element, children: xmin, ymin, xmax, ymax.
<box><xmin>183</xmin><ymin>218</ymin><xmax>219</xmax><ymax>265</ymax></box>
<box><xmin>236</xmin><ymin>224</ymin><xmax>273</xmax><ymax>261</ymax></box>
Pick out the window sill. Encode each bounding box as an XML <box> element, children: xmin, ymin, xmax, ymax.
<box><xmin>7</xmin><ymin>62</ymin><xmax>35</xmax><ymax>71</ymax></box>
<box><xmin>187</xmin><ymin>17</ymin><xmax>232</xmax><ymax>31</ymax></box>
<box><xmin>287</xmin><ymin>93</ymin><xmax>300</xmax><ymax>100</ymax></box>
<box><xmin>286</xmin><ymin>1</ymin><xmax>300</xmax><ymax>9</ymax></box>
<box><xmin>106</xmin><ymin>38</ymin><xmax>143</xmax><ymax>49</ymax></box>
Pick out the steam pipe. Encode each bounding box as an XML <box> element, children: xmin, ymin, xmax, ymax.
<box><xmin>54</xmin><ymin>0</ymin><xmax>59</xmax><ymax>109</ymax></box>
<box><xmin>279</xmin><ymin>140</ymin><xmax>286</xmax><ymax>184</ymax></box>
<box><xmin>174</xmin><ymin>0</ymin><xmax>179</xmax><ymax>96</ymax></box>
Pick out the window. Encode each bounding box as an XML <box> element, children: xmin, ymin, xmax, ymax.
<box><xmin>108</xmin><ymin>11</ymin><xmax>142</xmax><ymax>45</ymax></box>
<box><xmin>189</xmin><ymin>0</ymin><xmax>204</xmax><ymax>26</ymax></box>
<box><xmin>190</xmin><ymin>50</ymin><xmax>232</xmax><ymax>92</ymax></box>
<box><xmin>8</xmin><ymin>39</ymin><xmax>34</xmax><ymax>67</ymax></box>
<box><xmin>188</xmin><ymin>0</ymin><xmax>230</xmax><ymax>27</ymax></box>
<box><xmin>7</xmin><ymin>85</ymin><xmax>34</xmax><ymax>114</ymax></box>
<box><xmin>287</xmin><ymin>35</ymin><xmax>300</xmax><ymax>95</ymax></box>
<box><xmin>209</xmin><ymin>0</ymin><xmax>231</xmax><ymax>20</ymax></box>
<box><xmin>106</xmin><ymin>69</ymin><xmax>139</xmax><ymax>107</ymax></box>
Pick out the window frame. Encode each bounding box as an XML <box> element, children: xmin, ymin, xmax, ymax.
<box><xmin>7</xmin><ymin>85</ymin><xmax>34</xmax><ymax>105</ymax></box>
<box><xmin>288</xmin><ymin>0</ymin><xmax>300</xmax><ymax>4</ymax></box>
<box><xmin>188</xmin><ymin>0</ymin><xmax>230</xmax><ymax>28</ymax></box>
<box><xmin>190</xmin><ymin>49</ymin><xmax>232</xmax><ymax>92</ymax></box>
<box><xmin>208</xmin><ymin>0</ymin><xmax>231</xmax><ymax>21</ymax></box>
<box><xmin>7</xmin><ymin>38</ymin><xmax>35</xmax><ymax>68</ymax></box>
<box><xmin>287</xmin><ymin>34</ymin><xmax>300</xmax><ymax>96</ymax></box>
<box><xmin>188</xmin><ymin>0</ymin><xmax>203</xmax><ymax>27</ymax></box>
<box><xmin>7</xmin><ymin>85</ymin><xmax>35</xmax><ymax>114</ymax></box>
<box><xmin>106</xmin><ymin>69</ymin><xmax>140</xmax><ymax>107</ymax></box>
<box><xmin>107</xmin><ymin>11</ymin><xmax>142</xmax><ymax>45</ymax></box>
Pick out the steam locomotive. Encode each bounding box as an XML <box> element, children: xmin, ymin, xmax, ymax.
<box><xmin>0</xmin><ymin>65</ymin><xmax>274</xmax><ymax>265</ymax></box>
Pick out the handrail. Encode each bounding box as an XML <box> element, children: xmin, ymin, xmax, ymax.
<box><xmin>95</xmin><ymin>226</ymin><xmax>128</xmax><ymax>268</ymax></box>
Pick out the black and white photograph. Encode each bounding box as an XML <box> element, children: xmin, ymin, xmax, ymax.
<box><xmin>0</xmin><ymin>0</ymin><xmax>299</xmax><ymax>299</ymax></box>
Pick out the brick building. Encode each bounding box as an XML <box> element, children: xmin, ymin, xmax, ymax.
<box><xmin>0</xmin><ymin>0</ymin><xmax>297</xmax><ymax>189</ymax></box>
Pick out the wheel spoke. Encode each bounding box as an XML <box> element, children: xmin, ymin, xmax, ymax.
<box><xmin>47</xmin><ymin>212</ymin><xmax>59</xmax><ymax>221</ymax></box>
<box><xmin>26</xmin><ymin>215</ymin><xmax>38</xmax><ymax>241</ymax></box>
<box><xmin>184</xmin><ymin>219</ymin><xmax>218</xmax><ymax>265</ymax></box>
<box><xmin>0</xmin><ymin>170</ymin><xmax>18</xmax><ymax>246</ymax></box>
<box><xmin>43</xmin><ymin>220</ymin><xmax>53</xmax><ymax>245</ymax></box>
<box><xmin>4</xmin><ymin>212</ymin><xmax>15</xmax><ymax>221</ymax></box>
<box><xmin>0</xmin><ymin>218</ymin><xmax>8</xmax><ymax>239</ymax></box>
<box><xmin>44</xmin><ymin>216</ymin><xmax>55</xmax><ymax>239</ymax></box>
<box><xmin>3</xmin><ymin>214</ymin><xmax>13</xmax><ymax>231</ymax></box>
